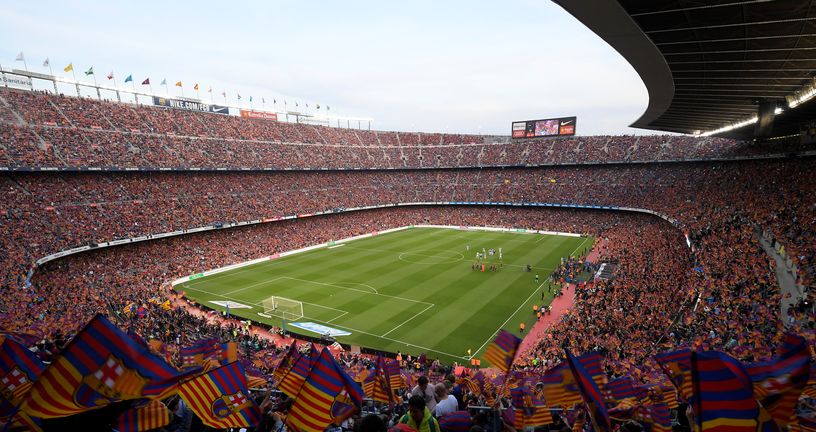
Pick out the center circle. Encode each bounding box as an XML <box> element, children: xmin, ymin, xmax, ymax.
<box><xmin>398</xmin><ymin>250</ymin><xmax>464</xmax><ymax>265</ymax></box>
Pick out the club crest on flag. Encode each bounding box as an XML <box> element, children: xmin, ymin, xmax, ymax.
<box><xmin>77</xmin><ymin>355</ymin><xmax>148</xmax><ymax>405</ymax></box>
<box><xmin>0</xmin><ymin>367</ymin><xmax>29</xmax><ymax>400</ymax></box>
<box><xmin>331</xmin><ymin>390</ymin><xmax>355</xmax><ymax>422</ymax></box>
<box><xmin>212</xmin><ymin>391</ymin><xmax>252</xmax><ymax>418</ymax></box>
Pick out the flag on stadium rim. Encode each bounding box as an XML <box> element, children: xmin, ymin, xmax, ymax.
<box><xmin>21</xmin><ymin>314</ymin><xmax>198</xmax><ymax>419</ymax></box>
<box><xmin>160</xmin><ymin>78</ymin><xmax>166</xmax><ymax>85</ymax></box>
<box><xmin>565</xmin><ymin>349</ymin><xmax>611</xmax><ymax>431</ymax></box>
<box><xmin>15</xmin><ymin>52</ymin><xmax>24</xmax><ymax>61</ymax></box>
<box><xmin>42</xmin><ymin>57</ymin><xmax>49</xmax><ymax>67</ymax></box>
<box><xmin>0</xmin><ymin>337</ymin><xmax>44</xmax><ymax>405</ymax></box>
<box><xmin>654</xmin><ymin>348</ymin><xmax>693</xmax><ymax>402</ymax></box>
<box><xmin>107</xmin><ymin>71</ymin><xmax>113</xmax><ymax>80</ymax></box>
<box><xmin>690</xmin><ymin>350</ymin><xmax>779</xmax><ymax>432</ymax></box>
<box><xmin>746</xmin><ymin>333</ymin><xmax>811</xmax><ymax>429</ymax></box>
<box><xmin>178</xmin><ymin>361</ymin><xmax>261</xmax><ymax>429</ymax></box>
<box><xmin>141</xmin><ymin>78</ymin><xmax>150</xmax><ymax>85</ymax></box>
<box><xmin>279</xmin><ymin>344</ymin><xmax>320</xmax><ymax>397</ymax></box>
<box><xmin>194</xmin><ymin>83</ymin><xmax>199</xmax><ymax>90</ymax></box>
<box><xmin>175</xmin><ymin>81</ymin><xmax>182</xmax><ymax>87</ymax></box>
<box><xmin>124</xmin><ymin>74</ymin><xmax>133</xmax><ymax>83</ymax></box>
<box><xmin>286</xmin><ymin>347</ymin><xmax>363</xmax><ymax>432</ymax></box>
<box><xmin>116</xmin><ymin>400</ymin><xmax>171</xmax><ymax>432</ymax></box>
<box><xmin>64</xmin><ymin>62</ymin><xmax>73</xmax><ymax>73</ymax></box>
<box><xmin>483</xmin><ymin>330</ymin><xmax>521</xmax><ymax>373</ymax></box>
<box><xmin>84</xmin><ymin>67</ymin><xmax>94</xmax><ymax>76</ymax></box>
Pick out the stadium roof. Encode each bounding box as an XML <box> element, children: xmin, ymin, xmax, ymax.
<box><xmin>555</xmin><ymin>0</ymin><xmax>816</xmax><ymax>140</ymax></box>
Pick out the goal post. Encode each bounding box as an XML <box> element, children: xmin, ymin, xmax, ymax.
<box><xmin>260</xmin><ymin>296</ymin><xmax>304</xmax><ymax>321</ymax></box>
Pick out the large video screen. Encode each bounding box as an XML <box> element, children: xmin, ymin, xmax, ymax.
<box><xmin>511</xmin><ymin>116</ymin><xmax>576</xmax><ymax>138</ymax></box>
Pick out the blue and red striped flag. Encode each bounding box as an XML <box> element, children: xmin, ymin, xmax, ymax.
<box><xmin>272</xmin><ymin>343</ymin><xmax>299</xmax><ymax>385</ymax></box>
<box><xmin>22</xmin><ymin>314</ymin><xmax>196</xmax><ymax>418</ymax></box>
<box><xmin>566</xmin><ymin>349</ymin><xmax>611</xmax><ymax>431</ymax></box>
<box><xmin>117</xmin><ymin>400</ymin><xmax>171</xmax><ymax>432</ymax></box>
<box><xmin>0</xmin><ymin>337</ymin><xmax>45</xmax><ymax>405</ymax></box>
<box><xmin>746</xmin><ymin>333</ymin><xmax>811</xmax><ymax>429</ymax></box>
<box><xmin>691</xmin><ymin>350</ymin><xmax>779</xmax><ymax>432</ymax></box>
<box><xmin>286</xmin><ymin>347</ymin><xmax>363</xmax><ymax>432</ymax></box>
<box><xmin>654</xmin><ymin>348</ymin><xmax>693</xmax><ymax>402</ymax></box>
<box><xmin>279</xmin><ymin>344</ymin><xmax>320</xmax><ymax>397</ymax></box>
<box><xmin>180</xmin><ymin>338</ymin><xmax>219</xmax><ymax>368</ymax></box>
<box><xmin>178</xmin><ymin>361</ymin><xmax>261</xmax><ymax>428</ymax></box>
<box><xmin>364</xmin><ymin>356</ymin><xmax>394</xmax><ymax>405</ymax></box>
<box><xmin>540</xmin><ymin>361</ymin><xmax>582</xmax><ymax>407</ymax></box>
<box><xmin>385</xmin><ymin>358</ymin><xmax>403</xmax><ymax>391</ymax></box>
<box><xmin>606</xmin><ymin>377</ymin><xmax>637</xmax><ymax>402</ymax></box>
<box><xmin>483</xmin><ymin>330</ymin><xmax>521</xmax><ymax>373</ymax></box>
<box><xmin>439</xmin><ymin>410</ymin><xmax>472</xmax><ymax>432</ymax></box>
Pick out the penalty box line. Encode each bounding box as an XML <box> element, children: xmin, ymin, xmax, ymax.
<box><xmin>183</xmin><ymin>284</ymin><xmax>459</xmax><ymax>359</ymax></box>
<box><xmin>181</xmin><ymin>285</ymin><xmax>350</xmax><ymax>323</ymax></box>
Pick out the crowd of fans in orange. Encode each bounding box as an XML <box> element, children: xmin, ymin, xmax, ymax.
<box><xmin>2</xmin><ymin>88</ymin><xmax>810</xmax><ymax>169</ymax></box>
<box><xmin>0</xmin><ymin>87</ymin><xmax>814</xmax><ymax>430</ymax></box>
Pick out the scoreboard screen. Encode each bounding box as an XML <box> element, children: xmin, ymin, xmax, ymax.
<box><xmin>511</xmin><ymin>116</ymin><xmax>577</xmax><ymax>138</ymax></box>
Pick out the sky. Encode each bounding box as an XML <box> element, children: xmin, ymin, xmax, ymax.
<box><xmin>0</xmin><ymin>0</ymin><xmax>651</xmax><ymax>136</ymax></box>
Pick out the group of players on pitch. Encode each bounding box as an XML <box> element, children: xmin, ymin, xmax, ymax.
<box><xmin>468</xmin><ymin>245</ymin><xmax>503</xmax><ymax>272</ymax></box>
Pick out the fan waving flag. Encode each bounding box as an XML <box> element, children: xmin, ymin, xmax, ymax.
<box><xmin>0</xmin><ymin>337</ymin><xmax>45</xmax><ymax>405</ymax></box>
<box><xmin>180</xmin><ymin>338</ymin><xmax>219</xmax><ymax>368</ymax></box>
<box><xmin>386</xmin><ymin>358</ymin><xmax>403</xmax><ymax>391</ymax></box>
<box><xmin>179</xmin><ymin>361</ymin><xmax>261</xmax><ymax>428</ymax></box>
<box><xmin>117</xmin><ymin>400</ymin><xmax>171</xmax><ymax>432</ymax></box>
<box><xmin>566</xmin><ymin>349</ymin><xmax>611</xmax><ymax>431</ymax></box>
<box><xmin>22</xmin><ymin>314</ymin><xmax>197</xmax><ymax>419</ymax></box>
<box><xmin>272</xmin><ymin>343</ymin><xmax>299</xmax><ymax>385</ymax></box>
<box><xmin>746</xmin><ymin>333</ymin><xmax>811</xmax><ymax>429</ymax></box>
<box><xmin>691</xmin><ymin>350</ymin><xmax>779</xmax><ymax>432</ymax></box>
<box><xmin>654</xmin><ymin>348</ymin><xmax>693</xmax><ymax>402</ymax></box>
<box><xmin>540</xmin><ymin>361</ymin><xmax>582</xmax><ymax>407</ymax></box>
<box><xmin>483</xmin><ymin>330</ymin><xmax>521</xmax><ymax>373</ymax></box>
<box><xmin>287</xmin><ymin>347</ymin><xmax>363</xmax><ymax>432</ymax></box>
<box><xmin>279</xmin><ymin>344</ymin><xmax>320</xmax><ymax>397</ymax></box>
<box><xmin>363</xmin><ymin>356</ymin><xmax>393</xmax><ymax>405</ymax></box>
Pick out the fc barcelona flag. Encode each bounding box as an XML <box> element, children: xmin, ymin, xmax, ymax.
<box><xmin>540</xmin><ymin>362</ymin><xmax>582</xmax><ymax>407</ymax></box>
<box><xmin>654</xmin><ymin>348</ymin><xmax>693</xmax><ymax>402</ymax></box>
<box><xmin>279</xmin><ymin>344</ymin><xmax>320</xmax><ymax>397</ymax></box>
<box><xmin>746</xmin><ymin>333</ymin><xmax>810</xmax><ymax>429</ymax></box>
<box><xmin>566</xmin><ymin>349</ymin><xmax>611</xmax><ymax>431</ymax></box>
<box><xmin>180</xmin><ymin>339</ymin><xmax>219</xmax><ymax>368</ymax></box>
<box><xmin>178</xmin><ymin>361</ymin><xmax>261</xmax><ymax>428</ymax></box>
<box><xmin>385</xmin><ymin>358</ymin><xmax>403</xmax><ymax>391</ymax></box>
<box><xmin>287</xmin><ymin>347</ymin><xmax>363</xmax><ymax>432</ymax></box>
<box><xmin>691</xmin><ymin>351</ymin><xmax>779</xmax><ymax>432</ymax></box>
<box><xmin>364</xmin><ymin>356</ymin><xmax>394</xmax><ymax>405</ymax></box>
<box><xmin>0</xmin><ymin>337</ymin><xmax>45</xmax><ymax>404</ymax></box>
<box><xmin>116</xmin><ymin>400</ymin><xmax>171</xmax><ymax>432</ymax></box>
<box><xmin>272</xmin><ymin>343</ymin><xmax>299</xmax><ymax>385</ymax></box>
<box><xmin>22</xmin><ymin>314</ymin><xmax>195</xmax><ymax>419</ymax></box>
<box><xmin>483</xmin><ymin>330</ymin><xmax>521</xmax><ymax>373</ymax></box>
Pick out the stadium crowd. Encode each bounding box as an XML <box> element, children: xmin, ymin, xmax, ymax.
<box><xmin>0</xmin><ymin>88</ymin><xmax>815</xmax><ymax>431</ymax></box>
<box><xmin>3</xmin><ymin>88</ymin><xmax>812</xmax><ymax>170</ymax></box>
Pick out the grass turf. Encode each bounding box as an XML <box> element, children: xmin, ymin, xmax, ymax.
<box><xmin>178</xmin><ymin>227</ymin><xmax>592</xmax><ymax>364</ymax></box>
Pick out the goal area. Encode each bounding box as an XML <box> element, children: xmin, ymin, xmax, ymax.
<box><xmin>259</xmin><ymin>296</ymin><xmax>304</xmax><ymax>321</ymax></box>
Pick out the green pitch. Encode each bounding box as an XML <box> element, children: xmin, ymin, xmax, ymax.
<box><xmin>178</xmin><ymin>227</ymin><xmax>592</xmax><ymax>364</ymax></box>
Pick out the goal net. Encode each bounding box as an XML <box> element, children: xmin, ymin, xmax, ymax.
<box><xmin>259</xmin><ymin>296</ymin><xmax>304</xmax><ymax>321</ymax></box>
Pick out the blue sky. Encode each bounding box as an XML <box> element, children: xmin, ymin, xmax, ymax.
<box><xmin>1</xmin><ymin>0</ymin><xmax>650</xmax><ymax>135</ymax></box>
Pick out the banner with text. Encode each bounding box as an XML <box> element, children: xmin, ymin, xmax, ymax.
<box><xmin>240</xmin><ymin>109</ymin><xmax>278</xmax><ymax>121</ymax></box>
<box><xmin>1</xmin><ymin>72</ymin><xmax>33</xmax><ymax>90</ymax></box>
<box><xmin>152</xmin><ymin>96</ymin><xmax>229</xmax><ymax>114</ymax></box>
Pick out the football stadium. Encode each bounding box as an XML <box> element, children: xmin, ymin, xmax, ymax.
<box><xmin>0</xmin><ymin>1</ymin><xmax>814</xmax><ymax>432</ymax></box>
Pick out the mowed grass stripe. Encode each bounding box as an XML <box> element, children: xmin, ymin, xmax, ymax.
<box><xmin>180</xmin><ymin>227</ymin><xmax>592</xmax><ymax>363</ymax></box>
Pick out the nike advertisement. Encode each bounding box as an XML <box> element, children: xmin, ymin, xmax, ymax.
<box><xmin>511</xmin><ymin>116</ymin><xmax>577</xmax><ymax>138</ymax></box>
<box><xmin>152</xmin><ymin>96</ymin><xmax>230</xmax><ymax>114</ymax></box>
